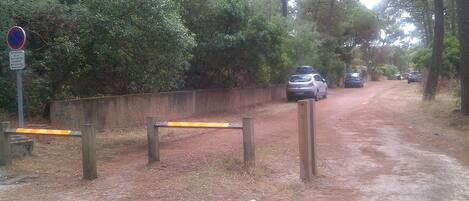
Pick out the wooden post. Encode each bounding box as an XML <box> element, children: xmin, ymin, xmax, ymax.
<box><xmin>242</xmin><ymin>117</ymin><xmax>255</xmax><ymax>167</ymax></box>
<box><xmin>146</xmin><ymin>117</ymin><xmax>159</xmax><ymax>163</ymax></box>
<box><xmin>298</xmin><ymin>100</ymin><xmax>312</xmax><ymax>182</ymax></box>
<box><xmin>308</xmin><ymin>99</ymin><xmax>318</xmax><ymax>176</ymax></box>
<box><xmin>0</xmin><ymin>122</ymin><xmax>11</xmax><ymax>166</ymax></box>
<box><xmin>81</xmin><ymin>124</ymin><xmax>97</xmax><ymax>180</ymax></box>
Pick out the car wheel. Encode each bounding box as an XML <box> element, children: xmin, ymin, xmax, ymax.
<box><xmin>287</xmin><ymin>95</ymin><xmax>294</xmax><ymax>102</ymax></box>
<box><xmin>314</xmin><ymin>90</ymin><xmax>320</xmax><ymax>101</ymax></box>
<box><xmin>323</xmin><ymin>88</ymin><xmax>328</xmax><ymax>99</ymax></box>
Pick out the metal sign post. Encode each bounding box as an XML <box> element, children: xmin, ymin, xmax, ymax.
<box><xmin>16</xmin><ymin>70</ymin><xmax>24</xmax><ymax>128</ymax></box>
<box><xmin>7</xmin><ymin>26</ymin><xmax>27</xmax><ymax>128</ymax></box>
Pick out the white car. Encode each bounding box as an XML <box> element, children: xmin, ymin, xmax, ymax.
<box><xmin>286</xmin><ymin>73</ymin><xmax>328</xmax><ymax>101</ymax></box>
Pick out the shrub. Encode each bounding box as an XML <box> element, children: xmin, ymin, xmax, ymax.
<box><xmin>369</xmin><ymin>64</ymin><xmax>399</xmax><ymax>79</ymax></box>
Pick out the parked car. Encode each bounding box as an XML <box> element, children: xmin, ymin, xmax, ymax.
<box><xmin>344</xmin><ymin>73</ymin><xmax>364</xmax><ymax>88</ymax></box>
<box><xmin>408</xmin><ymin>71</ymin><xmax>422</xmax><ymax>83</ymax></box>
<box><xmin>394</xmin><ymin>74</ymin><xmax>404</xmax><ymax>80</ymax></box>
<box><xmin>295</xmin><ymin>65</ymin><xmax>317</xmax><ymax>74</ymax></box>
<box><xmin>286</xmin><ymin>73</ymin><xmax>328</xmax><ymax>101</ymax></box>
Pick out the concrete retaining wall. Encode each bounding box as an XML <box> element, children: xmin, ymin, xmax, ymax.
<box><xmin>50</xmin><ymin>85</ymin><xmax>286</xmax><ymax>130</ymax></box>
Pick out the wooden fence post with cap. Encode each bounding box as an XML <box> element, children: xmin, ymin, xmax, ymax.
<box><xmin>242</xmin><ymin>117</ymin><xmax>255</xmax><ymax>167</ymax></box>
<box><xmin>81</xmin><ymin>124</ymin><xmax>97</xmax><ymax>180</ymax></box>
<box><xmin>0</xmin><ymin>122</ymin><xmax>11</xmax><ymax>166</ymax></box>
<box><xmin>298</xmin><ymin>100</ymin><xmax>313</xmax><ymax>182</ymax></box>
<box><xmin>147</xmin><ymin>117</ymin><xmax>159</xmax><ymax>163</ymax></box>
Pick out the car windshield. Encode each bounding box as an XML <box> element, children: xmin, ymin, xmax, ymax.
<box><xmin>290</xmin><ymin>75</ymin><xmax>312</xmax><ymax>82</ymax></box>
<box><xmin>346</xmin><ymin>73</ymin><xmax>360</xmax><ymax>78</ymax></box>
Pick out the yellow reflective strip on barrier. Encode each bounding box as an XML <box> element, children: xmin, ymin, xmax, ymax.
<box><xmin>166</xmin><ymin>122</ymin><xmax>230</xmax><ymax>128</ymax></box>
<box><xmin>15</xmin><ymin>128</ymin><xmax>72</xmax><ymax>135</ymax></box>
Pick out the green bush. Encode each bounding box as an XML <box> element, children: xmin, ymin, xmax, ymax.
<box><xmin>0</xmin><ymin>0</ymin><xmax>195</xmax><ymax>115</ymax></box>
<box><xmin>382</xmin><ymin>64</ymin><xmax>399</xmax><ymax>78</ymax></box>
<box><xmin>0</xmin><ymin>77</ymin><xmax>16</xmax><ymax>112</ymax></box>
<box><xmin>322</xmin><ymin>60</ymin><xmax>345</xmax><ymax>87</ymax></box>
<box><xmin>369</xmin><ymin>64</ymin><xmax>399</xmax><ymax>78</ymax></box>
<box><xmin>179</xmin><ymin>0</ymin><xmax>291</xmax><ymax>88</ymax></box>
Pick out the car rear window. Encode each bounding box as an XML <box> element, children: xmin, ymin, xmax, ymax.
<box><xmin>290</xmin><ymin>75</ymin><xmax>312</xmax><ymax>82</ymax></box>
<box><xmin>296</xmin><ymin>67</ymin><xmax>316</xmax><ymax>74</ymax></box>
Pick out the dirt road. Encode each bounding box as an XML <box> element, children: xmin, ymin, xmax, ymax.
<box><xmin>1</xmin><ymin>81</ymin><xmax>469</xmax><ymax>200</ymax></box>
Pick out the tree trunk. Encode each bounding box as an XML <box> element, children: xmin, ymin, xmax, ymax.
<box><xmin>422</xmin><ymin>12</ymin><xmax>430</xmax><ymax>47</ymax></box>
<box><xmin>423</xmin><ymin>0</ymin><xmax>434</xmax><ymax>47</ymax></box>
<box><xmin>423</xmin><ymin>0</ymin><xmax>444</xmax><ymax>101</ymax></box>
<box><xmin>329</xmin><ymin>0</ymin><xmax>335</xmax><ymax>23</ymax></box>
<box><xmin>281</xmin><ymin>0</ymin><xmax>288</xmax><ymax>17</ymax></box>
<box><xmin>451</xmin><ymin>0</ymin><xmax>457</xmax><ymax>35</ymax></box>
<box><xmin>314</xmin><ymin>0</ymin><xmax>321</xmax><ymax>21</ymax></box>
<box><xmin>457</xmin><ymin>0</ymin><xmax>469</xmax><ymax>115</ymax></box>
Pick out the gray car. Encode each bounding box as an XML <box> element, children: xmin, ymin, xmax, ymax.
<box><xmin>286</xmin><ymin>73</ymin><xmax>328</xmax><ymax>101</ymax></box>
<box><xmin>408</xmin><ymin>71</ymin><xmax>422</xmax><ymax>83</ymax></box>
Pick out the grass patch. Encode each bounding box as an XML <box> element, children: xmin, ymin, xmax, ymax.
<box><xmin>422</xmin><ymin>86</ymin><xmax>469</xmax><ymax>131</ymax></box>
<box><xmin>177</xmin><ymin>148</ymin><xmax>301</xmax><ymax>200</ymax></box>
<box><xmin>181</xmin><ymin>164</ymin><xmax>229</xmax><ymax>193</ymax></box>
<box><xmin>100</xmin><ymin>137</ymin><xmax>140</xmax><ymax>149</ymax></box>
<box><xmin>221</xmin><ymin>155</ymin><xmax>243</xmax><ymax>171</ymax></box>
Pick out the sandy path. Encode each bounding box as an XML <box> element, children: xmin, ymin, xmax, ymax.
<box><xmin>1</xmin><ymin>81</ymin><xmax>468</xmax><ymax>200</ymax></box>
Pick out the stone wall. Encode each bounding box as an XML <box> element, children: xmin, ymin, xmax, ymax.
<box><xmin>50</xmin><ymin>85</ymin><xmax>286</xmax><ymax>131</ymax></box>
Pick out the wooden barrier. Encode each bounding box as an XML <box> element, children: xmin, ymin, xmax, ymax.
<box><xmin>298</xmin><ymin>99</ymin><xmax>317</xmax><ymax>182</ymax></box>
<box><xmin>81</xmin><ymin>124</ymin><xmax>97</xmax><ymax>180</ymax></box>
<box><xmin>242</xmin><ymin>118</ymin><xmax>255</xmax><ymax>167</ymax></box>
<box><xmin>0</xmin><ymin>122</ymin><xmax>97</xmax><ymax>180</ymax></box>
<box><xmin>146</xmin><ymin>117</ymin><xmax>159</xmax><ymax>163</ymax></box>
<box><xmin>146</xmin><ymin>117</ymin><xmax>255</xmax><ymax>167</ymax></box>
<box><xmin>0</xmin><ymin>122</ymin><xmax>11</xmax><ymax>165</ymax></box>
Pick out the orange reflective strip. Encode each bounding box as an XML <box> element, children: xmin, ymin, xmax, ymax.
<box><xmin>15</xmin><ymin>128</ymin><xmax>72</xmax><ymax>135</ymax></box>
<box><xmin>166</xmin><ymin>122</ymin><xmax>230</xmax><ymax>128</ymax></box>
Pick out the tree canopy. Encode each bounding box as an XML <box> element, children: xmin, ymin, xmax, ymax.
<box><xmin>4</xmin><ymin>0</ymin><xmax>467</xmax><ymax>116</ymax></box>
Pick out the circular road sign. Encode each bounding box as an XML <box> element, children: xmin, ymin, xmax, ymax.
<box><xmin>7</xmin><ymin>26</ymin><xmax>26</xmax><ymax>50</ymax></box>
